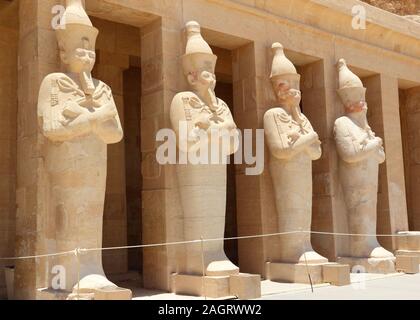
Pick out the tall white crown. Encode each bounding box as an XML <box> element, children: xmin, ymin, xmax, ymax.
<box><xmin>270</xmin><ymin>42</ymin><xmax>300</xmax><ymax>88</ymax></box>
<box><xmin>337</xmin><ymin>58</ymin><xmax>366</xmax><ymax>106</ymax></box>
<box><xmin>182</xmin><ymin>21</ymin><xmax>217</xmax><ymax>76</ymax></box>
<box><xmin>55</xmin><ymin>0</ymin><xmax>99</xmax><ymax>51</ymax></box>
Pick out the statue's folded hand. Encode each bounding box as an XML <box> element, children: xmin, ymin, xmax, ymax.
<box><xmin>287</xmin><ymin>131</ymin><xmax>301</xmax><ymax>145</ymax></box>
<box><xmin>63</xmin><ymin>101</ymin><xmax>85</xmax><ymax>119</ymax></box>
<box><xmin>90</xmin><ymin>103</ymin><xmax>117</xmax><ymax>123</ymax></box>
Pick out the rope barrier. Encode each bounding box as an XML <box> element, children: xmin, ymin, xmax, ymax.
<box><xmin>0</xmin><ymin>230</ymin><xmax>415</xmax><ymax>261</ymax></box>
<box><xmin>0</xmin><ymin>249</ymin><xmax>77</xmax><ymax>261</ymax></box>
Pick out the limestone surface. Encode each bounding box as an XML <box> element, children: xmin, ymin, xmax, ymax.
<box><xmin>264</xmin><ymin>43</ymin><xmax>328</xmax><ymax>265</ymax></box>
<box><xmin>169</xmin><ymin>21</ymin><xmax>239</xmax><ymax>277</ymax></box>
<box><xmin>334</xmin><ymin>58</ymin><xmax>395</xmax><ymax>272</ymax></box>
<box><xmin>37</xmin><ymin>0</ymin><xmax>127</xmax><ymax>297</ymax></box>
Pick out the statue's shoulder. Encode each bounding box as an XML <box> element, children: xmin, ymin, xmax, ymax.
<box><xmin>216</xmin><ymin>97</ymin><xmax>228</xmax><ymax>108</ymax></box>
<box><xmin>40</xmin><ymin>72</ymin><xmax>69</xmax><ymax>87</ymax></box>
<box><xmin>170</xmin><ymin>92</ymin><xmax>196</xmax><ymax>123</ymax></box>
<box><xmin>334</xmin><ymin>116</ymin><xmax>357</xmax><ymax>138</ymax></box>
<box><xmin>40</xmin><ymin>73</ymin><xmax>83</xmax><ymax>95</ymax></box>
<box><xmin>215</xmin><ymin>97</ymin><xmax>232</xmax><ymax>116</ymax></box>
<box><xmin>38</xmin><ymin>73</ymin><xmax>75</xmax><ymax>111</ymax></box>
<box><xmin>264</xmin><ymin>107</ymin><xmax>288</xmax><ymax>121</ymax></box>
<box><xmin>334</xmin><ymin>115</ymin><xmax>352</xmax><ymax>128</ymax></box>
<box><xmin>171</xmin><ymin>91</ymin><xmax>206</xmax><ymax>111</ymax></box>
<box><xmin>171</xmin><ymin>91</ymin><xmax>196</xmax><ymax>104</ymax></box>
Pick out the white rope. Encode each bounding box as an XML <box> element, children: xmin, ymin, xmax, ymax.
<box><xmin>0</xmin><ymin>249</ymin><xmax>77</xmax><ymax>261</ymax></box>
<box><xmin>0</xmin><ymin>230</ymin><xmax>414</xmax><ymax>261</ymax></box>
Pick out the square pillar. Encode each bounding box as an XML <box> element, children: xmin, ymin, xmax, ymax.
<box><xmin>364</xmin><ymin>74</ymin><xmax>408</xmax><ymax>250</ymax></box>
<box><xmin>298</xmin><ymin>60</ymin><xmax>336</xmax><ymax>260</ymax></box>
<box><xmin>233</xmin><ymin>42</ymin><xmax>267</xmax><ymax>276</ymax></box>
<box><xmin>400</xmin><ymin>86</ymin><xmax>420</xmax><ymax>231</ymax></box>
<box><xmin>140</xmin><ymin>17</ymin><xmax>184</xmax><ymax>291</ymax></box>
<box><xmin>0</xmin><ymin>0</ymin><xmax>18</xmax><ymax>299</ymax></box>
<box><xmin>323</xmin><ymin>58</ymin><xmax>350</xmax><ymax>259</ymax></box>
<box><xmin>91</xmin><ymin>17</ymin><xmax>142</xmax><ymax>277</ymax></box>
<box><xmin>15</xmin><ymin>0</ymin><xmax>62</xmax><ymax>299</ymax></box>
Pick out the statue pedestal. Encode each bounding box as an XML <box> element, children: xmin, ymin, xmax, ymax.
<box><xmin>37</xmin><ymin>288</ymin><xmax>78</xmax><ymax>300</ymax></box>
<box><xmin>337</xmin><ymin>256</ymin><xmax>395</xmax><ymax>274</ymax></box>
<box><xmin>396</xmin><ymin>250</ymin><xmax>420</xmax><ymax>258</ymax></box>
<box><xmin>266</xmin><ymin>262</ymin><xmax>350</xmax><ymax>286</ymax></box>
<box><xmin>395</xmin><ymin>255</ymin><xmax>419</xmax><ymax>274</ymax></box>
<box><xmin>396</xmin><ymin>231</ymin><xmax>420</xmax><ymax>273</ymax></box>
<box><xmin>397</xmin><ymin>231</ymin><xmax>420</xmax><ymax>260</ymax></box>
<box><xmin>36</xmin><ymin>287</ymin><xmax>132</xmax><ymax>300</ymax></box>
<box><xmin>171</xmin><ymin>273</ymin><xmax>261</xmax><ymax>299</ymax></box>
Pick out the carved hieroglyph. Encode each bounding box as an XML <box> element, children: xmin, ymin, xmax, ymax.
<box><xmin>334</xmin><ymin>58</ymin><xmax>395</xmax><ymax>271</ymax></box>
<box><xmin>170</xmin><ymin>21</ymin><xmax>239</xmax><ymax>276</ymax></box>
<box><xmin>37</xmin><ymin>0</ymin><xmax>127</xmax><ymax>296</ymax></box>
<box><xmin>264</xmin><ymin>43</ymin><xmax>328</xmax><ymax>264</ymax></box>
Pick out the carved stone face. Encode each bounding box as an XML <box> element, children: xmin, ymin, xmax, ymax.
<box><xmin>188</xmin><ymin>70</ymin><xmax>216</xmax><ymax>91</ymax></box>
<box><xmin>271</xmin><ymin>78</ymin><xmax>301</xmax><ymax>107</ymax></box>
<box><xmin>60</xmin><ymin>38</ymin><xmax>96</xmax><ymax>74</ymax></box>
<box><xmin>345</xmin><ymin>100</ymin><xmax>368</xmax><ymax>115</ymax></box>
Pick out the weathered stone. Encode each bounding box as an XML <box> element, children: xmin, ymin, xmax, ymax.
<box><xmin>395</xmin><ymin>255</ymin><xmax>419</xmax><ymax>274</ymax></box>
<box><xmin>5</xmin><ymin>0</ymin><xmax>420</xmax><ymax>301</ymax></box>
<box><xmin>334</xmin><ymin>59</ymin><xmax>396</xmax><ymax>273</ymax></box>
<box><xmin>36</xmin><ymin>0</ymin><xmax>129</xmax><ymax>299</ymax></box>
<box><xmin>263</xmin><ymin>43</ymin><xmax>331</xmax><ymax>277</ymax></box>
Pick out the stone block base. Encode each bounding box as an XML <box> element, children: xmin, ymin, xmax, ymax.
<box><xmin>395</xmin><ymin>255</ymin><xmax>419</xmax><ymax>274</ymax></box>
<box><xmin>396</xmin><ymin>250</ymin><xmax>420</xmax><ymax>259</ymax></box>
<box><xmin>229</xmin><ymin>273</ymin><xmax>261</xmax><ymax>299</ymax></box>
<box><xmin>78</xmin><ymin>287</ymin><xmax>132</xmax><ymax>300</ymax></box>
<box><xmin>266</xmin><ymin>262</ymin><xmax>350</xmax><ymax>286</ymax></box>
<box><xmin>37</xmin><ymin>288</ymin><xmax>77</xmax><ymax>300</ymax></box>
<box><xmin>36</xmin><ymin>287</ymin><xmax>132</xmax><ymax>300</ymax></box>
<box><xmin>266</xmin><ymin>261</ymin><xmax>323</xmax><ymax>284</ymax></box>
<box><xmin>337</xmin><ymin>256</ymin><xmax>396</xmax><ymax>274</ymax></box>
<box><xmin>4</xmin><ymin>267</ymin><xmax>14</xmax><ymax>300</ymax></box>
<box><xmin>397</xmin><ymin>231</ymin><xmax>420</xmax><ymax>251</ymax></box>
<box><xmin>322</xmin><ymin>264</ymin><xmax>351</xmax><ymax>286</ymax></box>
<box><xmin>171</xmin><ymin>273</ymin><xmax>261</xmax><ymax>299</ymax></box>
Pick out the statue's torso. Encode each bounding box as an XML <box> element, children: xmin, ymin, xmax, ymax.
<box><xmin>39</xmin><ymin>72</ymin><xmax>119</xmax><ymax>144</ymax></box>
<box><xmin>265</xmin><ymin>106</ymin><xmax>316</xmax><ymax>162</ymax></box>
<box><xmin>335</xmin><ymin>116</ymin><xmax>380</xmax><ymax>192</ymax></box>
<box><xmin>265</xmin><ymin>107</ymin><xmax>315</xmax><ymax>205</ymax></box>
<box><xmin>170</xmin><ymin>91</ymin><xmax>238</xmax><ymax>157</ymax></box>
<box><xmin>39</xmin><ymin>73</ymin><xmax>117</xmax><ymax>178</ymax></box>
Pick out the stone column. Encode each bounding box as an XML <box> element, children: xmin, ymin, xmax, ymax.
<box><xmin>15</xmin><ymin>0</ymin><xmax>62</xmax><ymax>299</ymax></box>
<box><xmin>90</xmin><ymin>17</ymin><xmax>143</xmax><ymax>277</ymax></box>
<box><xmin>364</xmin><ymin>74</ymin><xmax>408</xmax><ymax>250</ymax></box>
<box><xmin>141</xmin><ymin>17</ymin><xmax>184</xmax><ymax>291</ymax></box>
<box><xmin>400</xmin><ymin>86</ymin><xmax>420</xmax><ymax>231</ymax></box>
<box><xmin>0</xmin><ymin>0</ymin><xmax>18</xmax><ymax>299</ymax></box>
<box><xmin>297</xmin><ymin>60</ymin><xmax>336</xmax><ymax>260</ymax></box>
<box><xmin>324</xmin><ymin>58</ymin><xmax>351</xmax><ymax>259</ymax></box>
<box><xmin>233</xmin><ymin>42</ymin><xmax>267</xmax><ymax>276</ymax></box>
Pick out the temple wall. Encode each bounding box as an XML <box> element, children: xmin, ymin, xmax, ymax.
<box><xmin>2</xmin><ymin>0</ymin><xmax>419</xmax><ymax>297</ymax></box>
<box><xmin>400</xmin><ymin>86</ymin><xmax>420</xmax><ymax>231</ymax></box>
<box><xmin>0</xmin><ymin>0</ymin><xmax>18</xmax><ymax>299</ymax></box>
<box><xmin>90</xmin><ymin>16</ymin><xmax>141</xmax><ymax>278</ymax></box>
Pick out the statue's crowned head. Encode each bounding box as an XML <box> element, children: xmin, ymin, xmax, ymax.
<box><xmin>55</xmin><ymin>0</ymin><xmax>99</xmax><ymax>74</ymax></box>
<box><xmin>182</xmin><ymin>21</ymin><xmax>218</xmax><ymax>91</ymax></box>
<box><xmin>337</xmin><ymin>58</ymin><xmax>367</xmax><ymax>114</ymax></box>
<box><xmin>270</xmin><ymin>42</ymin><xmax>301</xmax><ymax>107</ymax></box>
